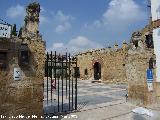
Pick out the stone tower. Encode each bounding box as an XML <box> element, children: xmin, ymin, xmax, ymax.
<box><xmin>22</xmin><ymin>2</ymin><xmax>40</xmax><ymax>38</ymax></box>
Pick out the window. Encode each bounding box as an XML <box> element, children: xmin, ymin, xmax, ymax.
<box><xmin>0</xmin><ymin>52</ymin><xmax>7</xmax><ymax>69</ymax></box>
<box><xmin>133</xmin><ymin>40</ymin><xmax>138</xmax><ymax>48</ymax></box>
<box><xmin>20</xmin><ymin>44</ymin><xmax>29</xmax><ymax>65</ymax></box>
<box><xmin>84</xmin><ymin>69</ymin><xmax>88</xmax><ymax>75</ymax></box>
<box><xmin>20</xmin><ymin>51</ymin><xmax>29</xmax><ymax>64</ymax></box>
<box><xmin>145</xmin><ymin>34</ymin><xmax>154</xmax><ymax>48</ymax></box>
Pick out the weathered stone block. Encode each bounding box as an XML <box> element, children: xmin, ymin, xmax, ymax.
<box><xmin>17</xmin><ymin>87</ymin><xmax>32</xmax><ymax>104</ymax></box>
<box><xmin>32</xmin><ymin>86</ymin><xmax>43</xmax><ymax>102</ymax></box>
<box><xmin>155</xmin><ymin>82</ymin><xmax>160</xmax><ymax>103</ymax></box>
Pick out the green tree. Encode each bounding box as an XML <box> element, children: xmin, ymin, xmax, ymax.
<box><xmin>18</xmin><ymin>27</ymin><xmax>23</xmax><ymax>38</ymax></box>
<box><xmin>11</xmin><ymin>24</ymin><xmax>17</xmax><ymax>36</ymax></box>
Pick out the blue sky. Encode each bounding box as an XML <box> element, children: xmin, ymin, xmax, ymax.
<box><xmin>0</xmin><ymin>0</ymin><xmax>150</xmax><ymax>54</ymax></box>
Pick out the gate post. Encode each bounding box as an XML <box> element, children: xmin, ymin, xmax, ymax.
<box><xmin>0</xmin><ymin>2</ymin><xmax>46</xmax><ymax>118</ymax></box>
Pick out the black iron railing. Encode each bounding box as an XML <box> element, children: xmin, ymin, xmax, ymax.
<box><xmin>44</xmin><ymin>51</ymin><xmax>78</xmax><ymax>115</ymax></box>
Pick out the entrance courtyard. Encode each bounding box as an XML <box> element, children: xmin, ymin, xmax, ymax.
<box><xmin>1</xmin><ymin>1</ymin><xmax>160</xmax><ymax>119</ymax></box>
<box><xmin>44</xmin><ymin>80</ymin><xmax>127</xmax><ymax>112</ymax></box>
<box><xmin>44</xmin><ymin>80</ymin><xmax>160</xmax><ymax>120</ymax></box>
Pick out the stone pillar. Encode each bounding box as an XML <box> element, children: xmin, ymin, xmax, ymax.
<box><xmin>0</xmin><ymin>2</ymin><xmax>45</xmax><ymax>119</ymax></box>
<box><xmin>126</xmin><ymin>52</ymin><xmax>156</xmax><ymax>105</ymax></box>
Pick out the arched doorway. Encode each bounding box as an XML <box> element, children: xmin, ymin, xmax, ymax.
<box><xmin>94</xmin><ymin>62</ymin><xmax>101</xmax><ymax>80</ymax></box>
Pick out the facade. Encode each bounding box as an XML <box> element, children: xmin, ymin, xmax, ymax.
<box><xmin>0</xmin><ymin>2</ymin><xmax>159</xmax><ymax>117</ymax></box>
<box><xmin>75</xmin><ymin>23</ymin><xmax>154</xmax><ymax>83</ymax></box>
<box><xmin>0</xmin><ymin>3</ymin><xmax>45</xmax><ymax>117</ymax></box>
<box><xmin>75</xmin><ymin>42</ymin><xmax>128</xmax><ymax>83</ymax></box>
<box><xmin>75</xmin><ymin>22</ymin><xmax>158</xmax><ymax>105</ymax></box>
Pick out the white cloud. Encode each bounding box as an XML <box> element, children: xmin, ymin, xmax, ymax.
<box><xmin>40</xmin><ymin>15</ymin><xmax>49</xmax><ymax>24</ymax></box>
<box><xmin>53</xmin><ymin>43</ymin><xmax>64</xmax><ymax>49</ymax></box>
<box><xmin>6</xmin><ymin>4</ymin><xmax>25</xmax><ymax>18</ymax></box>
<box><xmin>93</xmin><ymin>20</ymin><xmax>102</xmax><ymax>28</ymax></box>
<box><xmin>55</xmin><ymin>22</ymin><xmax>71</xmax><ymax>33</ymax></box>
<box><xmin>48</xmin><ymin>36</ymin><xmax>103</xmax><ymax>54</ymax></box>
<box><xmin>55</xmin><ymin>10</ymin><xmax>74</xmax><ymax>22</ymax></box>
<box><xmin>54</xmin><ymin>10</ymin><xmax>74</xmax><ymax>33</ymax></box>
<box><xmin>47</xmin><ymin>42</ymin><xmax>64</xmax><ymax>53</ymax></box>
<box><xmin>68</xmin><ymin>36</ymin><xmax>103</xmax><ymax>53</ymax></box>
<box><xmin>85</xmin><ymin>0</ymin><xmax>147</xmax><ymax>30</ymax></box>
<box><xmin>69</xmin><ymin>36</ymin><xmax>90</xmax><ymax>47</ymax></box>
<box><xmin>68</xmin><ymin>36</ymin><xmax>99</xmax><ymax>48</ymax></box>
<box><xmin>103</xmin><ymin>0</ymin><xmax>146</xmax><ymax>26</ymax></box>
<box><xmin>41</xmin><ymin>6</ymin><xmax>46</xmax><ymax>13</ymax></box>
<box><xmin>6</xmin><ymin>4</ymin><xmax>48</xmax><ymax>25</ymax></box>
<box><xmin>39</xmin><ymin>6</ymin><xmax>49</xmax><ymax>24</ymax></box>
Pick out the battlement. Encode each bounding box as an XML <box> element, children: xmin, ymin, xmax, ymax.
<box><xmin>75</xmin><ymin>41</ymin><xmax>129</xmax><ymax>57</ymax></box>
<box><xmin>75</xmin><ymin>22</ymin><xmax>154</xmax><ymax>58</ymax></box>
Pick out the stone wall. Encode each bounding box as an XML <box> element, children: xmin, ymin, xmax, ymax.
<box><xmin>102</xmin><ymin>49</ymin><xmax>128</xmax><ymax>83</ymax></box>
<box><xmin>75</xmin><ymin>23</ymin><xmax>155</xmax><ymax>84</ymax></box>
<box><xmin>76</xmin><ymin>22</ymin><xmax>160</xmax><ymax>105</ymax></box>
<box><xmin>126</xmin><ymin>50</ymin><xmax>156</xmax><ymax>105</ymax></box>
<box><xmin>0</xmin><ymin>37</ymin><xmax>45</xmax><ymax>118</ymax></box>
<box><xmin>76</xmin><ymin>43</ymin><xmax>128</xmax><ymax>83</ymax></box>
<box><xmin>0</xmin><ymin>2</ymin><xmax>45</xmax><ymax>119</ymax></box>
<box><xmin>125</xmin><ymin>23</ymin><xmax>157</xmax><ymax>105</ymax></box>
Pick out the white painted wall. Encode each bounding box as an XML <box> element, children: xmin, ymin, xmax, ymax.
<box><xmin>153</xmin><ymin>28</ymin><xmax>160</xmax><ymax>82</ymax></box>
<box><xmin>151</xmin><ymin>0</ymin><xmax>160</xmax><ymax>21</ymax></box>
<box><xmin>0</xmin><ymin>23</ymin><xmax>11</xmax><ymax>38</ymax></box>
<box><xmin>151</xmin><ymin>0</ymin><xmax>160</xmax><ymax>82</ymax></box>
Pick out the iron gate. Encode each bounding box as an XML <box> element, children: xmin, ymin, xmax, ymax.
<box><xmin>44</xmin><ymin>51</ymin><xmax>78</xmax><ymax>115</ymax></box>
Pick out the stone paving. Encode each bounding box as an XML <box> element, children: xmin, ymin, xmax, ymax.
<box><xmin>43</xmin><ymin>80</ymin><xmax>160</xmax><ymax>120</ymax></box>
<box><xmin>75</xmin><ymin>80</ymin><xmax>127</xmax><ymax>110</ymax></box>
<box><xmin>43</xmin><ymin>80</ymin><xmax>127</xmax><ymax>112</ymax></box>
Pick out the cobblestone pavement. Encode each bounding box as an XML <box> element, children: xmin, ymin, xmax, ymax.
<box><xmin>43</xmin><ymin>80</ymin><xmax>160</xmax><ymax>120</ymax></box>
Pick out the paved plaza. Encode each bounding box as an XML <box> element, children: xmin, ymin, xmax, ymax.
<box><xmin>75</xmin><ymin>80</ymin><xmax>127</xmax><ymax>110</ymax></box>
<box><xmin>43</xmin><ymin>80</ymin><xmax>160</xmax><ymax>120</ymax></box>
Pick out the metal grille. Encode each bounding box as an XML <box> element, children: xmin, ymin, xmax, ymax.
<box><xmin>44</xmin><ymin>51</ymin><xmax>78</xmax><ymax>115</ymax></box>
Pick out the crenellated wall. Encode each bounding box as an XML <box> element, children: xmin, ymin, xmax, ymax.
<box><xmin>75</xmin><ymin>22</ymin><xmax>160</xmax><ymax>105</ymax></box>
<box><xmin>76</xmin><ymin>43</ymin><xmax>128</xmax><ymax>83</ymax></box>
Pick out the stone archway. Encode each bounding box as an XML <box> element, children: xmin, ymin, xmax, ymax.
<box><xmin>93</xmin><ymin>62</ymin><xmax>101</xmax><ymax>80</ymax></box>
